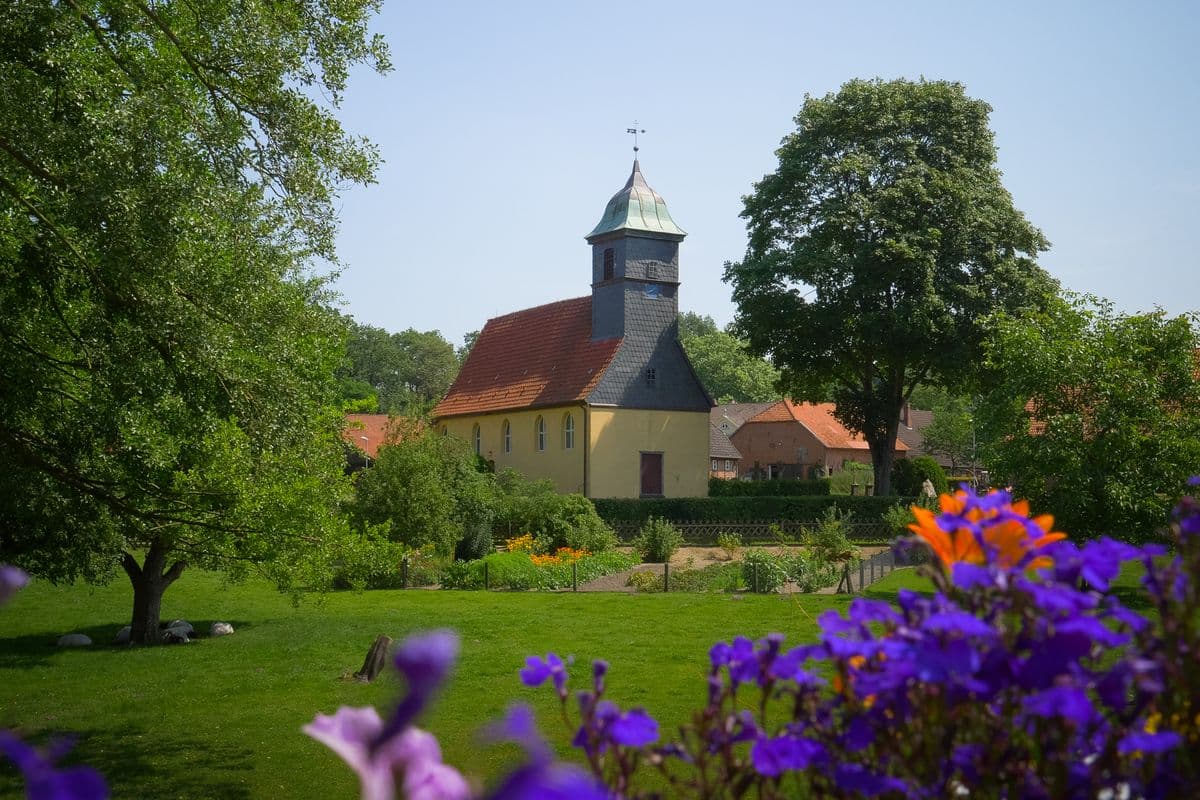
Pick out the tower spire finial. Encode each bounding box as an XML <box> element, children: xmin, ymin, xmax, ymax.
<box><xmin>626</xmin><ymin>122</ymin><xmax>645</xmax><ymax>157</ymax></box>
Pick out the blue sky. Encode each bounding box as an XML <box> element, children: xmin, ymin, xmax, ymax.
<box><xmin>330</xmin><ymin>0</ymin><xmax>1199</xmax><ymax>346</ymax></box>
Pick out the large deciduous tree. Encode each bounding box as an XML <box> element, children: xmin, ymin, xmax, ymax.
<box><xmin>726</xmin><ymin>78</ymin><xmax>1055</xmax><ymax>494</ymax></box>
<box><xmin>0</xmin><ymin>0</ymin><xmax>389</xmax><ymax>642</ymax></box>
<box><xmin>978</xmin><ymin>297</ymin><xmax>1200</xmax><ymax>541</ymax></box>
<box><xmin>678</xmin><ymin>313</ymin><xmax>780</xmax><ymax>404</ymax></box>
<box><xmin>339</xmin><ymin>319</ymin><xmax>459</xmax><ymax>416</ymax></box>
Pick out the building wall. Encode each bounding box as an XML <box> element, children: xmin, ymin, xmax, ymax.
<box><xmin>729</xmin><ymin>420</ymin><xmax>829</xmax><ymax>477</ymax></box>
<box><xmin>587</xmin><ymin>407</ymin><xmax>709</xmax><ymax>498</ymax></box>
<box><xmin>439</xmin><ymin>406</ymin><xmax>585</xmax><ymax>494</ymax></box>
<box><xmin>709</xmin><ymin>459</ymin><xmax>740</xmax><ymax>480</ymax></box>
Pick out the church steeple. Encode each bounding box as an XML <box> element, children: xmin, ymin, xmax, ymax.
<box><xmin>587</xmin><ymin>160</ymin><xmax>685</xmax><ymax>341</ymax></box>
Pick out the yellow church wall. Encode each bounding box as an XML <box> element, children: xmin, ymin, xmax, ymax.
<box><xmin>438</xmin><ymin>406</ymin><xmax>586</xmax><ymax>495</ymax></box>
<box><xmin>587</xmin><ymin>408</ymin><xmax>710</xmax><ymax>498</ymax></box>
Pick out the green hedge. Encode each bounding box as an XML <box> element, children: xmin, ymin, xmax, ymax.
<box><xmin>592</xmin><ymin>495</ymin><xmax>915</xmax><ymax>525</ymax></box>
<box><xmin>708</xmin><ymin>478</ymin><xmax>831</xmax><ymax>497</ymax></box>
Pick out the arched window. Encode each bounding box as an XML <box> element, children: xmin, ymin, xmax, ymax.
<box><xmin>502</xmin><ymin>419</ymin><xmax>511</xmax><ymax>454</ymax></box>
<box><xmin>563</xmin><ymin>413</ymin><xmax>575</xmax><ymax>449</ymax></box>
<box><xmin>535</xmin><ymin>416</ymin><xmax>546</xmax><ymax>452</ymax></box>
<box><xmin>472</xmin><ymin>423</ymin><xmax>481</xmax><ymax>456</ymax></box>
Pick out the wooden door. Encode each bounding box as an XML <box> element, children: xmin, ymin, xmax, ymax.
<box><xmin>640</xmin><ymin>452</ymin><xmax>663</xmax><ymax>497</ymax></box>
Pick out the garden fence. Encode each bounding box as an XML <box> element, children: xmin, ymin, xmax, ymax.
<box><xmin>833</xmin><ymin>548</ymin><xmax>901</xmax><ymax>593</ymax></box>
<box><xmin>610</xmin><ymin>520</ymin><xmax>894</xmax><ymax>545</ymax></box>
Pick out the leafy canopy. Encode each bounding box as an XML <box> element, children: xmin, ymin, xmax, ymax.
<box><xmin>726</xmin><ymin>78</ymin><xmax>1055</xmax><ymax>493</ymax></box>
<box><xmin>0</xmin><ymin>0</ymin><xmax>389</xmax><ymax>601</ymax></box>
<box><xmin>678</xmin><ymin>313</ymin><xmax>780</xmax><ymax>404</ymax></box>
<box><xmin>978</xmin><ymin>296</ymin><xmax>1200</xmax><ymax>541</ymax></box>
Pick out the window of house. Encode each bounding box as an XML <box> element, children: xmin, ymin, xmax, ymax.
<box><xmin>603</xmin><ymin>248</ymin><xmax>614</xmax><ymax>281</ymax></box>
<box><xmin>711</xmin><ymin>459</ymin><xmax>719</xmax><ymax>472</ymax></box>
<box><xmin>502</xmin><ymin>420</ymin><xmax>511</xmax><ymax>454</ymax></box>
<box><xmin>645</xmin><ymin>367</ymin><xmax>656</xmax><ymax>386</ymax></box>
<box><xmin>472</xmin><ymin>423</ymin><xmax>481</xmax><ymax>456</ymax></box>
<box><xmin>564</xmin><ymin>413</ymin><xmax>575</xmax><ymax>449</ymax></box>
<box><xmin>725</xmin><ymin>459</ymin><xmax>732</xmax><ymax>472</ymax></box>
<box><xmin>535</xmin><ymin>416</ymin><xmax>546</xmax><ymax>451</ymax></box>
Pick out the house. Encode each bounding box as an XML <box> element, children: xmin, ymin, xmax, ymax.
<box><xmin>431</xmin><ymin>160</ymin><xmax>713</xmax><ymax>498</ymax></box>
<box><xmin>709</xmin><ymin>424</ymin><xmax>742</xmax><ymax>480</ymax></box>
<box><xmin>342</xmin><ymin>413</ymin><xmax>392</xmax><ymax>461</ymax></box>
<box><xmin>717</xmin><ymin>400</ymin><xmax>907</xmax><ymax>479</ymax></box>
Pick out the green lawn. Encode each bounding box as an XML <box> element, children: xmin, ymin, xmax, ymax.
<box><xmin>0</xmin><ymin>570</ymin><xmax>926</xmax><ymax>798</ymax></box>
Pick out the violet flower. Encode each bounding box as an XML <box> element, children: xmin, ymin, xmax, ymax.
<box><xmin>520</xmin><ymin>653</ymin><xmax>568</xmax><ymax>699</ymax></box>
<box><xmin>374</xmin><ymin>630</ymin><xmax>460</xmax><ymax>750</ymax></box>
<box><xmin>484</xmin><ymin>705</ymin><xmax>606</xmax><ymax>800</ymax></box>
<box><xmin>0</xmin><ymin>730</ymin><xmax>108</xmax><ymax>800</ymax></box>
<box><xmin>0</xmin><ymin>565</ymin><xmax>29</xmax><ymax>605</ymax></box>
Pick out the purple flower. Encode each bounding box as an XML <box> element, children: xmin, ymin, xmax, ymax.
<box><xmin>484</xmin><ymin>705</ymin><xmax>549</xmax><ymax>762</ymax></box>
<box><xmin>591</xmin><ymin>660</ymin><xmax>608</xmax><ymax>694</ymax></box>
<box><xmin>1023</xmin><ymin>686</ymin><xmax>1099</xmax><ymax>726</ymax></box>
<box><xmin>520</xmin><ymin>653</ymin><xmax>568</xmax><ymax>697</ymax></box>
<box><xmin>485</xmin><ymin>705</ymin><xmax>606</xmax><ymax>800</ymax></box>
<box><xmin>832</xmin><ymin>763</ymin><xmax>910</xmax><ymax>797</ymax></box>
<box><xmin>607</xmin><ymin>708</ymin><xmax>658</xmax><ymax>747</ymax></box>
<box><xmin>1118</xmin><ymin>730</ymin><xmax>1183</xmax><ymax>755</ymax></box>
<box><xmin>751</xmin><ymin>734</ymin><xmax>827</xmax><ymax>776</ymax></box>
<box><xmin>374</xmin><ymin>630</ymin><xmax>460</xmax><ymax>750</ymax></box>
<box><xmin>0</xmin><ymin>731</ymin><xmax>108</xmax><ymax>800</ymax></box>
<box><xmin>0</xmin><ymin>565</ymin><xmax>29</xmax><ymax>605</ymax></box>
<box><xmin>303</xmin><ymin>707</ymin><xmax>468</xmax><ymax>800</ymax></box>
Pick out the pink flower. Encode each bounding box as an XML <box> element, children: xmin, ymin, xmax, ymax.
<box><xmin>304</xmin><ymin>707</ymin><xmax>469</xmax><ymax>800</ymax></box>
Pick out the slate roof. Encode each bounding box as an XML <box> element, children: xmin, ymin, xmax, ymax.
<box><xmin>711</xmin><ymin>402</ymin><xmax>775</xmax><ymax>434</ymax></box>
<box><xmin>745</xmin><ymin>400</ymin><xmax>908</xmax><ymax>451</ymax></box>
<box><xmin>896</xmin><ymin>408</ymin><xmax>934</xmax><ymax>454</ymax></box>
<box><xmin>432</xmin><ymin>297</ymin><xmax>622</xmax><ymax>418</ymax></box>
<box><xmin>709</xmin><ymin>424</ymin><xmax>742</xmax><ymax>459</ymax></box>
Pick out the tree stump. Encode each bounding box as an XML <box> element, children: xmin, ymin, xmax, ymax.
<box><xmin>354</xmin><ymin>634</ymin><xmax>393</xmax><ymax>682</ymax></box>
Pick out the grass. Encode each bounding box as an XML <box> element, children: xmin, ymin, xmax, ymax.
<box><xmin>0</xmin><ymin>569</ymin><xmax>930</xmax><ymax>798</ymax></box>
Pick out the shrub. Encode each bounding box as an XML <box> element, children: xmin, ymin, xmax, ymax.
<box><xmin>629</xmin><ymin>563</ymin><xmax>743</xmax><ymax>593</ymax></box>
<box><xmin>440</xmin><ymin>550</ymin><xmax>637</xmax><ymax>591</ymax></box>
<box><xmin>592</xmin><ymin>495</ymin><xmax>914</xmax><ymax>526</ymax></box>
<box><xmin>632</xmin><ymin>517</ymin><xmax>683</xmax><ymax>563</ymax></box>
<box><xmin>891</xmin><ymin>455</ymin><xmax>949</xmax><ymax>496</ymax></box>
<box><xmin>453</xmin><ymin>520</ymin><xmax>493</xmax><ymax>562</ymax></box>
<box><xmin>827</xmin><ymin>461</ymin><xmax>874</xmax><ymax>494</ymax></box>
<box><xmin>708</xmin><ymin>478</ymin><xmax>831</xmax><ymax>497</ymax></box>
<box><xmin>803</xmin><ymin>506</ymin><xmax>855</xmax><ymax>562</ymax></box>
<box><xmin>786</xmin><ymin>551</ymin><xmax>840</xmax><ymax>592</ymax></box>
<box><xmin>716</xmin><ymin>531</ymin><xmax>742</xmax><ymax>561</ymax></box>
<box><xmin>493</xmin><ymin>471</ymin><xmax>616</xmax><ymax>552</ymax></box>
<box><xmin>740</xmin><ymin>549</ymin><xmax>789</xmax><ymax>593</ymax></box>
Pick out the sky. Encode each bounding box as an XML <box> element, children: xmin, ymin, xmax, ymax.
<box><xmin>329</xmin><ymin>0</ymin><xmax>1200</xmax><ymax>346</ymax></box>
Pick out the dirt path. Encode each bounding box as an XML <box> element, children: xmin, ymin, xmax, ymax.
<box><xmin>575</xmin><ymin>545</ymin><xmax>892</xmax><ymax>593</ymax></box>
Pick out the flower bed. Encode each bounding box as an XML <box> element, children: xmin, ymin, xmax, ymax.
<box><xmin>439</xmin><ymin>550</ymin><xmax>637</xmax><ymax>591</ymax></box>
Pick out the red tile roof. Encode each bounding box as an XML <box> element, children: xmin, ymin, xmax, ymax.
<box><xmin>746</xmin><ymin>400</ymin><xmax>908</xmax><ymax>451</ymax></box>
<box><xmin>433</xmin><ymin>297</ymin><xmax>622</xmax><ymax>418</ymax></box>
<box><xmin>343</xmin><ymin>414</ymin><xmax>392</xmax><ymax>458</ymax></box>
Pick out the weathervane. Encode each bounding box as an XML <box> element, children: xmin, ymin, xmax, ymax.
<box><xmin>626</xmin><ymin>122</ymin><xmax>645</xmax><ymax>156</ymax></box>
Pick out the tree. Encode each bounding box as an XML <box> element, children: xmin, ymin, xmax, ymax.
<box><xmin>339</xmin><ymin>319</ymin><xmax>458</xmax><ymax>415</ymax></box>
<box><xmin>726</xmin><ymin>78</ymin><xmax>1055</xmax><ymax>494</ymax></box>
<box><xmin>0</xmin><ymin>1</ymin><xmax>388</xmax><ymax>643</ymax></box>
<box><xmin>457</xmin><ymin>330</ymin><xmax>480</xmax><ymax>363</ymax></box>
<box><xmin>677</xmin><ymin>313</ymin><xmax>780</xmax><ymax>403</ymax></box>
<box><xmin>978</xmin><ymin>296</ymin><xmax>1200</xmax><ymax>541</ymax></box>
<box><xmin>352</xmin><ymin>428</ymin><xmax>496</xmax><ymax>557</ymax></box>
<box><xmin>919</xmin><ymin>391</ymin><xmax>976</xmax><ymax>474</ymax></box>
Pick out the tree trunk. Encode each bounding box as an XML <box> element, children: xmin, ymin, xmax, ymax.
<box><xmin>121</xmin><ymin>540</ymin><xmax>187</xmax><ymax>645</ymax></box>
<box><xmin>354</xmin><ymin>634</ymin><xmax>394</xmax><ymax>682</ymax></box>
<box><xmin>869</xmin><ymin>414</ymin><xmax>902</xmax><ymax>496</ymax></box>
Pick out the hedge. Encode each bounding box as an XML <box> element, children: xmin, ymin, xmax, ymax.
<box><xmin>707</xmin><ymin>478</ymin><xmax>831</xmax><ymax>497</ymax></box>
<box><xmin>592</xmin><ymin>495</ymin><xmax>916</xmax><ymax>525</ymax></box>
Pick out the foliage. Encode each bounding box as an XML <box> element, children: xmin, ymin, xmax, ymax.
<box><xmin>628</xmin><ymin>563</ymin><xmax>744</xmax><ymax>594</ymax></box>
<box><xmin>708</xmin><ymin>478</ymin><xmax>831</xmax><ymax>497</ymax></box>
<box><xmin>338</xmin><ymin>317</ymin><xmax>459</xmax><ymax>416</ymax></box>
<box><xmin>741</xmin><ymin>549</ymin><xmax>790</xmax><ymax>593</ymax></box>
<box><xmin>594</xmin><ymin>495</ymin><xmax>912</xmax><ymax>528</ymax></box>
<box><xmin>979</xmin><ymin>295</ymin><xmax>1200</xmax><ymax>540</ymax></box>
<box><xmin>0</xmin><ymin>0</ymin><xmax>389</xmax><ymax>643</ymax></box>
<box><xmin>632</xmin><ymin>518</ymin><xmax>684</xmax><ymax>563</ymax></box>
<box><xmin>352</xmin><ymin>430</ymin><xmax>495</xmax><ymax>557</ymax></box>
<box><xmin>492</xmin><ymin>470</ymin><xmax>616</xmax><ymax>553</ymax></box>
<box><xmin>890</xmin><ymin>455</ymin><xmax>949</xmax><ymax>497</ymax></box>
<box><xmin>438</xmin><ymin>551</ymin><xmax>636</xmax><ymax>591</ymax></box>
<box><xmin>919</xmin><ymin>391</ymin><xmax>977</xmax><ymax>472</ymax></box>
<box><xmin>826</xmin><ymin>461</ymin><xmax>874</xmax><ymax>495</ymax></box>
<box><xmin>504</xmin><ymin>533</ymin><xmax>536</xmax><ymax>553</ymax></box>
<box><xmin>725</xmin><ymin>78</ymin><xmax>1056</xmax><ymax>495</ymax></box>
<box><xmin>716</xmin><ymin>532</ymin><xmax>743</xmax><ymax>561</ymax></box>
<box><xmin>333</xmin><ymin>545</ymin><xmax>444</xmax><ymax>590</ymax></box>
<box><xmin>802</xmin><ymin>506</ymin><xmax>855</xmax><ymax>562</ymax></box>
<box><xmin>678</xmin><ymin>312</ymin><xmax>780</xmax><ymax>403</ymax></box>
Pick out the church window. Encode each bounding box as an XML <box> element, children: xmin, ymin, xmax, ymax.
<box><xmin>603</xmin><ymin>248</ymin><xmax>614</xmax><ymax>281</ymax></box>
<box><xmin>645</xmin><ymin>367</ymin><xmax>656</xmax><ymax>386</ymax></box>
<box><xmin>535</xmin><ymin>416</ymin><xmax>546</xmax><ymax>451</ymax></box>
<box><xmin>472</xmin><ymin>423</ymin><xmax>481</xmax><ymax>456</ymax></box>
<box><xmin>564</xmin><ymin>413</ymin><xmax>575</xmax><ymax>449</ymax></box>
<box><xmin>502</xmin><ymin>420</ymin><xmax>511</xmax><ymax>453</ymax></box>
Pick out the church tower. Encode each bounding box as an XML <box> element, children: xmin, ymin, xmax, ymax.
<box><xmin>584</xmin><ymin>161</ymin><xmax>709</xmax><ymax>412</ymax></box>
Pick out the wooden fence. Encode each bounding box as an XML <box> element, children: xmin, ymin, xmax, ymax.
<box><xmin>834</xmin><ymin>548</ymin><xmax>902</xmax><ymax>593</ymax></box>
<box><xmin>610</xmin><ymin>520</ymin><xmax>894</xmax><ymax>545</ymax></box>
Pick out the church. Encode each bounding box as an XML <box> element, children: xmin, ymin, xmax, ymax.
<box><xmin>432</xmin><ymin>159</ymin><xmax>712</xmax><ymax>498</ymax></box>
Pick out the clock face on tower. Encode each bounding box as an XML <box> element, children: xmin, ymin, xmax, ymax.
<box><xmin>643</xmin><ymin>284</ymin><xmax>661</xmax><ymax>299</ymax></box>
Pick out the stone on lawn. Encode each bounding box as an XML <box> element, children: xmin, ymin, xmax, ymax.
<box><xmin>210</xmin><ymin>622</ymin><xmax>234</xmax><ymax>637</ymax></box>
<box><xmin>115</xmin><ymin>626</ymin><xmax>131</xmax><ymax>644</ymax></box>
<box><xmin>164</xmin><ymin>619</ymin><xmax>194</xmax><ymax>636</ymax></box>
<box><xmin>161</xmin><ymin>628</ymin><xmax>191</xmax><ymax>644</ymax></box>
<box><xmin>57</xmin><ymin>633</ymin><xmax>92</xmax><ymax>647</ymax></box>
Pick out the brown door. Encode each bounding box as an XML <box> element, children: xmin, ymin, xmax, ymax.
<box><xmin>640</xmin><ymin>452</ymin><xmax>663</xmax><ymax>496</ymax></box>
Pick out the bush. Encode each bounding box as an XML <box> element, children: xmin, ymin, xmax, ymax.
<box><xmin>629</xmin><ymin>563</ymin><xmax>743</xmax><ymax>593</ymax></box>
<box><xmin>803</xmin><ymin>506</ymin><xmax>856</xmax><ymax>562</ymax></box>
<box><xmin>708</xmin><ymin>478</ymin><xmax>831</xmax><ymax>497</ymax></box>
<box><xmin>454</xmin><ymin>521</ymin><xmax>493</xmax><ymax>562</ymax></box>
<box><xmin>593</xmin><ymin>495</ymin><xmax>911</xmax><ymax>526</ymax></box>
<box><xmin>891</xmin><ymin>455</ymin><xmax>949</xmax><ymax>497</ymax></box>
<box><xmin>827</xmin><ymin>461</ymin><xmax>874</xmax><ymax>495</ymax></box>
<box><xmin>493</xmin><ymin>471</ymin><xmax>616</xmax><ymax>553</ymax></box>
<box><xmin>716</xmin><ymin>531</ymin><xmax>742</xmax><ymax>560</ymax></box>
<box><xmin>740</xmin><ymin>549</ymin><xmax>789</xmax><ymax>593</ymax></box>
<box><xmin>633</xmin><ymin>517</ymin><xmax>683</xmax><ymax>563</ymax></box>
<box><xmin>439</xmin><ymin>550</ymin><xmax>637</xmax><ymax>591</ymax></box>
